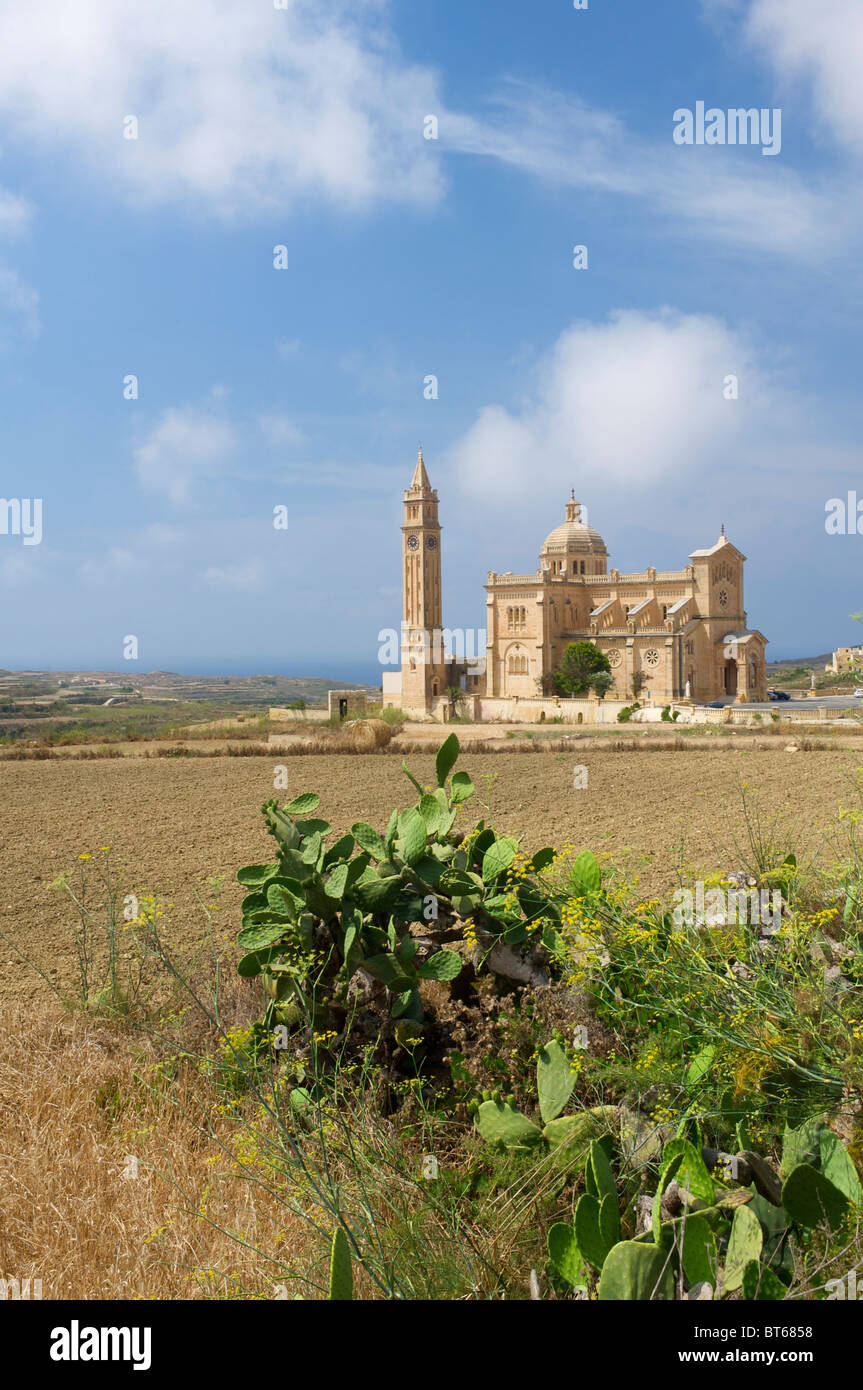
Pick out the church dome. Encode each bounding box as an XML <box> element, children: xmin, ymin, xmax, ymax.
<box><xmin>540</xmin><ymin>494</ymin><xmax>607</xmax><ymax>558</ymax></box>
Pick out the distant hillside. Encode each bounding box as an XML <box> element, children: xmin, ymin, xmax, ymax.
<box><xmin>766</xmin><ymin>654</ymin><xmax>833</xmax><ymax>671</ymax></box>
<box><xmin>0</xmin><ymin>670</ymin><xmax>380</xmax><ymax>708</ymax></box>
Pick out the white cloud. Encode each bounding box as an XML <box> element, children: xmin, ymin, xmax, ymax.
<box><xmin>258</xmin><ymin>413</ymin><xmax>306</xmax><ymax>448</ymax></box>
<box><xmin>445</xmin><ymin>83</ymin><xmax>850</xmax><ymax>262</ymax></box>
<box><xmin>448</xmin><ymin>309</ymin><xmax>784</xmax><ymax>501</ymax></box>
<box><xmin>0</xmin><ymin>0</ymin><xmax>443</xmax><ymax>215</ymax></box>
<box><xmin>0</xmin><ymin>189</ymin><xmax>32</xmax><ymax>237</ymax></box>
<box><xmin>743</xmin><ymin>0</ymin><xmax>863</xmax><ymax>151</ymax></box>
<box><xmin>134</xmin><ymin>404</ymin><xmax>237</xmax><ymax>503</ymax></box>
<box><xmin>80</xmin><ymin>547</ymin><xmax>137</xmax><ymax>585</ymax></box>
<box><xmin>203</xmin><ymin>560</ymin><xmax>264</xmax><ymax>592</ymax></box>
<box><xmin>0</xmin><ymin>266</ymin><xmax>38</xmax><ymax>340</ymax></box>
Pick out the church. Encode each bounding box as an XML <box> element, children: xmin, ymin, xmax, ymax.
<box><xmin>383</xmin><ymin>449</ymin><xmax>768</xmax><ymax>718</ymax></box>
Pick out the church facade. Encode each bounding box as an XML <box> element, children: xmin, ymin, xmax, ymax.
<box><xmin>384</xmin><ymin>449</ymin><xmax>768</xmax><ymax>716</ymax></box>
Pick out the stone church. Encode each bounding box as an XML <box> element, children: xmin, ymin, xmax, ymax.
<box><xmin>384</xmin><ymin>449</ymin><xmax>768</xmax><ymax>716</ymax></box>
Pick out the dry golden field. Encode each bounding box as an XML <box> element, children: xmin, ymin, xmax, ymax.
<box><xmin>1</xmin><ymin>744</ymin><xmax>862</xmax><ymax>1301</ymax></box>
<box><xmin>0</xmin><ymin>746</ymin><xmax>859</xmax><ymax>1006</ymax></box>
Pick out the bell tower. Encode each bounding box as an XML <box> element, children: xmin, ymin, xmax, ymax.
<box><xmin>400</xmin><ymin>447</ymin><xmax>446</xmax><ymax>712</ymax></box>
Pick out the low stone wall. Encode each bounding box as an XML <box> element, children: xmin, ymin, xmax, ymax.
<box><xmin>268</xmin><ymin>706</ymin><xmax>330</xmax><ymax>722</ymax></box>
<box><xmin>466</xmin><ymin>696</ymin><xmax>630</xmax><ymax>724</ymax></box>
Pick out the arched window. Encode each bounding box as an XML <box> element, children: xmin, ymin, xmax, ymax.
<box><xmin>580</xmin><ymin>561</ymin><xmax>585</xmax><ymax>575</ymax></box>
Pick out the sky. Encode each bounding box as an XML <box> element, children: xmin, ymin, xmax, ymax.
<box><xmin>1</xmin><ymin>0</ymin><xmax>862</xmax><ymax>680</ymax></box>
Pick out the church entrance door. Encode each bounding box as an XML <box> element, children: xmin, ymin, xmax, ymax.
<box><xmin>723</xmin><ymin>661</ymin><xmax>738</xmax><ymax>696</ymax></box>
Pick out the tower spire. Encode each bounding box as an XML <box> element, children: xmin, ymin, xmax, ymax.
<box><xmin>409</xmin><ymin>444</ymin><xmax>432</xmax><ymax>494</ymax></box>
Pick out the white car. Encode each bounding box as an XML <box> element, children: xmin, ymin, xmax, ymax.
<box><xmin>854</xmin><ymin>688</ymin><xmax>863</xmax><ymax>698</ymax></box>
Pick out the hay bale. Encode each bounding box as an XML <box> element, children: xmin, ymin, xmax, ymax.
<box><xmin>348</xmin><ymin>718</ymin><xmax>394</xmax><ymax>750</ymax></box>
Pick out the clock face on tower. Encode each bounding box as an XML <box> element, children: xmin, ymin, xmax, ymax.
<box><xmin>426</xmin><ymin>536</ymin><xmax>437</xmax><ymax>550</ymax></box>
<box><xmin>407</xmin><ymin>534</ymin><xmax>419</xmax><ymax>551</ymax></box>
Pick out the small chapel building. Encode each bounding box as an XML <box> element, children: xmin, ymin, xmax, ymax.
<box><xmin>383</xmin><ymin>449</ymin><xmax>768</xmax><ymax>717</ymax></box>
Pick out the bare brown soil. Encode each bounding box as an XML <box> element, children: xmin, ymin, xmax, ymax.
<box><xmin>0</xmin><ymin>748</ymin><xmax>858</xmax><ymax>1005</ymax></box>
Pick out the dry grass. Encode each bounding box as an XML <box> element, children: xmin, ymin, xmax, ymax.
<box><xmin>0</xmin><ymin>977</ymin><xmax>530</xmax><ymax>1300</ymax></box>
<box><xmin>0</xmin><ymin>1000</ymin><xmax>322</xmax><ymax>1300</ymax></box>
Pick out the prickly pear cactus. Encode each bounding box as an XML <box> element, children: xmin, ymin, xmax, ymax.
<box><xmin>598</xmin><ymin>1240</ymin><xmax>674</xmax><ymax>1301</ymax></box>
<box><xmin>328</xmin><ymin>1227</ymin><xmax>353</xmax><ymax>1300</ymax></box>
<box><xmin>474</xmin><ymin>1098</ymin><xmax>542</xmax><ymax>1148</ymax></box>
<box><xmin>536</xmin><ymin>1039</ymin><xmax>575</xmax><ymax>1123</ymax></box>
<box><xmin>781</xmin><ymin>1163</ymin><xmax>848</xmax><ymax>1231</ymax></box>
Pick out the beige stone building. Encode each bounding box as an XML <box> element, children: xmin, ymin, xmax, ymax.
<box><xmin>829</xmin><ymin>646</ymin><xmax>863</xmax><ymax>675</ymax></box>
<box><xmin>384</xmin><ymin>450</ymin><xmax>768</xmax><ymax>715</ymax></box>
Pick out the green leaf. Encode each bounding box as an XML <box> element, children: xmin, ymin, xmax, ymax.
<box><xmin>351</xmin><ymin>869</ymin><xmax>401</xmax><ymax>913</ymax></box>
<box><xmin>681</xmin><ymin>1213</ymin><xmax>717</xmax><ymax>1287</ymax></box>
<box><xmin>724</xmin><ymin>1203</ymin><xmax>764</xmax><ymax>1292</ymax></box>
<box><xmin>599</xmin><ymin>1241</ymin><xmax>674</xmax><ymax>1301</ymax></box>
<box><xmin>351</xmin><ymin>822</ymin><xmax>387</xmax><ymax>860</ymax></box>
<box><xmin>542</xmin><ymin>1106</ymin><xmax>618</xmax><ymax>1158</ymax></box>
<box><xmin>391</xmin><ymin>988</ymin><xmax>423</xmax><ymax>1022</ymax></box>
<box><xmin>587</xmin><ymin>1138</ymin><xmax>617</xmax><ymax>1203</ymax></box>
<box><xmin>439</xmin><ymin>868</ymin><xmax>477</xmax><ymax>896</ymax></box>
<box><xmin>401</xmin><ymin>760</ymin><xmax>423</xmax><ymax>796</ymax></box>
<box><xmin>435</xmin><ymin>733</ymin><xmax>460</xmax><ymax>788</ymax></box>
<box><xmin>397</xmin><ymin>934</ymin><xmax>418</xmax><ymax>963</ymax></box>
<box><xmin>301</xmin><ymin>831</ymin><xmax>323</xmax><ymax>866</ymax></box>
<box><xmin>240</xmin><ymin>891</ymin><xmax>268</xmax><ymax>914</ymax></box>
<box><xmin>363</xmin><ymin>952</ymin><xmax>416</xmax><ymax>993</ymax></box>
<box><xmin>237</xmin><ymin>862</ymin><xmax>280</xmax><ymax>887</ymax></box>
<box><xmin>686</xmin><ymin>1044</ymin><xmax>716</xmax><ymax>1086</ymax></box>
<box><xmin>416</xmin><ymin>949</ymin><xmax>462</xmax><ymax>982</ymax></box>
<box><xmin>266</xmin><ymin>882</ymin><xmax>302</xmax><ymax>918</ymax></box>
<box><xmin>475</xmin><ymin>1099</ymin><xmax>543</xmax><ymax>1149</ymax></box>
<box><xmin>323</xmin><ymin>834</ymin><xmax>354</xmax><ymax>867</ymax></box>
<box><xmin>742</xmin><ymin>1261</ymin><xmax>786</xmax><ymax>1301</ymax></box>
<box><xmin>661</xmin><ymin>1138</ymin><xmax>714</xmax><ymax>1205</ymax></box>
<box><xmin>383</xmin><ymin>807</ymin><xmax>399</xmax><ymax>854</ymax></box>
<box><xmin>237</xmin><ymin>947</ymin><xmax>279</xmax><ymax>978</ymax></box>
<box><xmin>418</xmin><ymin>793</ymin><xmax>443</xmax><ymax>833</ymax></box>
<box><xmin>294</xmin><ymin>818</ymin><xmax>331</xmax><ymax>838</ymax></box>
<box><xmin>570</xmin><ymin>850</ymin><xmax>601</xmax><ymax>896</ymax></box>
<box><xmin>600</xmin><ymin>1192</ymin><xmax>620</xmax><ymax>1251</ymax></box>
<box><xmin>324</xmin><ymin>863</ymin><xmax>349</xmax><ymax>900</ymax></box>
<box><xmin>284</xmin><ymin>792</ymin><xmax>321</xmax><ymax>815</ymax></box>
<box><xmin>529</xmin><ymin>847</ymin><xmax>556</xmax><ymax>873</ymax></box>
<box><xmin>328</xmin><ymin>1228</ymin><xmax>353</xmax><ymax>1301</ymax></box>
<box><xmin>820</xmin><ymin>1131</ymin><xmax>863</xmax><ymax>1207</ymax></box>
<box><xmin>237</xmin><ymin>921</ymin><xmax>291</xmax><ymax>952</ymax></box>
<box><xmin>537</xmin><ymin>1039</ymin><xmax>575</xmax><ymax>1124</ymax></box>
<box><xmin>782</xmin><ymin>1118</ymin><xmax>827</xmax><ymax>1177</ymax></box>
<box><xmin>450</xmin><ymin>771</ymin><xmax>475</xmax><ymax>804</ymax></box>
<box><xmin>781</xmin><ymin>1164</ymin><xmax>849</xmax><ymax>1231</ymax></box>
<box><xmin>481</xmin><ymin>836</ymin><xmax>518</xmax><ymax>884</ymax></box>
<box><xmin>398</xmin><ymin>808</ymin><xmax>428</xmax><ymax>866</ymax></box>
<box><xmin>547</xmin><ymin>1224</ymin><xmax>587</xmax><ymax>1289</ymax></box>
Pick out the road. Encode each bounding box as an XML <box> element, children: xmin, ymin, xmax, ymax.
<box><xmin>700</xmin><ymin>695</ymin><xmax>863</xmax><ymax>711</ymax></box>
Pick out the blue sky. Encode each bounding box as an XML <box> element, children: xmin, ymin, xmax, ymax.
<box><xmin>1</xmin><ymin>0</ymin><xmax>862</xmax><ymax>679</ymax></box>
